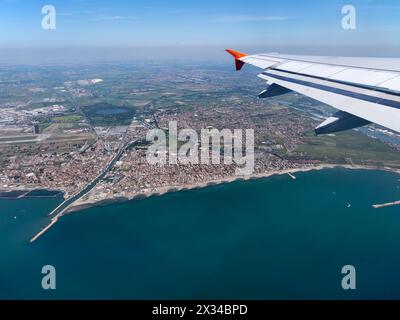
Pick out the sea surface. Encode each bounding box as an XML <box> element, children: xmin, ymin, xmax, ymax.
<box><xmin>1</xmin><ymin>168</ymin><xmax>400</xmax><ymax>300</ymax></box>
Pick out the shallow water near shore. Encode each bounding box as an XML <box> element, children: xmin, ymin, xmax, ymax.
<box><xmin>1</xmin><ymin>168</ymin><xmax>400</xmax><ymax>299</ymax></box>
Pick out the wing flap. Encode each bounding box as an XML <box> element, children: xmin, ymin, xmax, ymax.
<box><xmin>258</xmin><ymin>72</ymin><xmax>400</xmax><ymax>133</ymax></box>
<box><xmin>327</xmin><ymin>69</ymin><xmax>398</xmax><ymax>88</ymax></box>
<box><xmin>379</xmin><ymin>76</ymin><xmax>400</xmax><ymax>92</ymax></box>
<box><xmin>294</xmin><ymin>64</ymin><xmax>347</xmax><ymax>78</ymax></box>
<box><xmin>258</xmin><ymin>84</ymin><xmax>291</xmax><ymax>98</ymax></box>
<box><xmin>315</xmin><ymin>111</ymin><xmax>371</xmax><ymax>135</ymax></box>
<box><xmin>276</xmin><ymin>61</ymin><xmax>313</xmax><ymax>73</ymax></box>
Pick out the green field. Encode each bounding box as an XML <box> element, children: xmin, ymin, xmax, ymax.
<box><xmin>292</xmin><ymin>131</ymin><xmax>400</xmax><ymax>167</ymax></box>
<box><xmin>52</xmin><ymin>114</ymin><xmax>83</xmax><ymax>123</ymax></box>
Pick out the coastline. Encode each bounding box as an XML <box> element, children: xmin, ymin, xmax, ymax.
<box><xmin>63</xmin><ymin>164</ymin><xmax>400</xmax><ymax>214</ymax></box>
<box><xmin>3</xmin><ymin>164</ymin><xmax>399</xmax><ymax>215</ymax></box>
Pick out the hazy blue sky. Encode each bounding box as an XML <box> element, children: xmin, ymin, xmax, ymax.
<box><xmin>0</xmin><ymin>0</ymin><xmax>399</xmax><ymax>63</ymax></box>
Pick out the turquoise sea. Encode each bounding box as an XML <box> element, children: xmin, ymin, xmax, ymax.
<box><xmin>1</xmin><ymin>168</ymin><xmax>400</xmax><ymax>300</ymax></box>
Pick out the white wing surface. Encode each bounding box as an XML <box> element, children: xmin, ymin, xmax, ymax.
<box><xmin>226</xmin><ymin>49</ymin><xmax>400</xmax><ymax>134</ymax></box>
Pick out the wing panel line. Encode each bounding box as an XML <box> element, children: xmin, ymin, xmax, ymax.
<box><xmin>263</xmin><ymin>72</ymin><xmax>400</xmax><ymax>110</ymax></box>
<box><xmin>267</xmin><ymin>68</ymin><xmax>400</xmax><ymax>96</ymax></box>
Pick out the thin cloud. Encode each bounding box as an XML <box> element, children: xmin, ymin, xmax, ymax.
<box><xmin>58</xmin><ymin>10</ymin><xmax>138</xmax><ymax>22</ymax></box>
<box><xmin>106</xmin><ymin>16</ymin><xmax>138</xmax><ymax>20</ymax></box>
<box><xmin>213</xmin><ymin>15</ymin><xmax>289</xmax><ymax>23</ymax></box>
<box><xmin>91</xmin><ymin>15</ymin><xmax>139</xmax><ymax>21</ymax></box>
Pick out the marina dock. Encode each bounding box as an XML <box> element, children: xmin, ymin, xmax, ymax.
<box><xmin>373</xmin><ymin>200</ymin><xmax>400</xmax><ymax>209</ymax></box>
<box><xmin>30</xmin><ymin>216</ymin><xmax>60</xmax><ymax>243</ymax></box>
<box><xmin>287</xmin><ymin>173</ymin><xmax>297</xmax><ymax>180</ymax></box>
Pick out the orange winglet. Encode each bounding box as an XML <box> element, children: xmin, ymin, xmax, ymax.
<box><xmin>226</xmin><ymin>49</ymin><xmax>248</xmax><ymax>71</ymax></box>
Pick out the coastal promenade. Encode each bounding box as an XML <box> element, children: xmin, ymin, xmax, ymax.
<box><xmin>30</xmin><ymin>140</ymin><xmax>138</xmax><ymax>243</ymax></box>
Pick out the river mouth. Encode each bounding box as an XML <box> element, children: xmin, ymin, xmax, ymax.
<box><xmin>29</xmin><ymin>139</ymin><xmax>139</xmax><ymax>242</ymax></box>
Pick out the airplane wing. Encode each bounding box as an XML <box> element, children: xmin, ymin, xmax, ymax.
<box><xmin>226</xmin><ymin>49</ymin><xmax>400</xmax><ymax>134</ymax></box>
